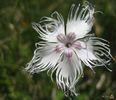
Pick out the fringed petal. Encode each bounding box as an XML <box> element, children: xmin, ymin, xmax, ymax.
<box><xmin>56</xmin><ymin>52</ymin><xmax>83</xmax><ymax>96</ymax></box>
<box><xmin>25</xmin><ymin>42</ymin><xmax>62</xmax><ymax>74</ymax></box>
<box><xmin>75</xmin><ymin>35</ymin><xmax>112</xmax><ymax>71</ymax></box>
<box><xmin>88</xmin><ymin>36</ymin><xmax>112</xmax><ymax>71</ymax></box>
<box><xmin>66</xmin><ymin>1</ymin><xmax>94</xmax><ymax>39</ymax></box>
<box><xmin>32</xmin><ymin>11</ymin><xmax>65</xmax><ymax>42</ymax></box>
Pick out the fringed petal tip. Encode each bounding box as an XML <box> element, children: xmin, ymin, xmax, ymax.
<box><xmin>57</xmin><ymin>84</ymin><xmax>78</xmax><ymax>97</ymax></box>
<box><xmin>24</xmin><ymin>63</ymin><xmax>37</xmax><ymax>74</ymax></box>
<box><xmin>69</xmin><ymin>1</ymin><xmax>94</xmax><ymax>21</ymax></box>
<box><xmin>64</xmin><ymin>89</ymin><xmax>78</xmax><ymax>97</ymax></box>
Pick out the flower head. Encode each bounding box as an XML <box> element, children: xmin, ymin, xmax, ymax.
<box><xmin>25</xmin><ymin>1</ymin><xmax>112</xmax><ymax>96</ymax></box>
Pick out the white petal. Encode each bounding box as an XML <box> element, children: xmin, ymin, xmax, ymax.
<box><xmin>88</xmin><ymin>37</ymin><xmax>112</xmax><ymax>69</ymax></box>
<box><xmin>66</xmin><ymin>1</ymin><xmax>94</xmax><ymax>39</ymax></box>
<box><xmin>74</xmin><ymin>40</ymin><xmax>97</xmax><ymax>70</ymax></box>
<box><xmin>32</xmin><ymin>11</ymin><xmax>65</xmax><ymax>42</ymax></box>
<box><xmin>25</xmin><ymin>42</ymin><xmax>62</xmax><ymax>74</ymax></box>
<box><xmin>56</xmin><ymin>52</ymin><xmax>83</xmax><ymax>96</ymax></box>
<box><xmin>74</xmin><ymin>36</ymin><xmax>112</xmax><ymax>71</ymax></box>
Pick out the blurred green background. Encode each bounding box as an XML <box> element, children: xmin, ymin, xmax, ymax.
<box><xmin>0</xmin><ymin>0</ymin><xmax>116</xmax><ymax>100</ymax></box>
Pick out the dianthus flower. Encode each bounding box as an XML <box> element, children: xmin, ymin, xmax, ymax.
<box><xmin>25</xmin><ymin>1</ymin><xmax>112</xmax><ymax>96</ymax></box>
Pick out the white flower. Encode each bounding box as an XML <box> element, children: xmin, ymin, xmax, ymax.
<box><xmin>25</xmin><ymin>1</ymin><xmax>112</xmax><ymax>96</ymax></box>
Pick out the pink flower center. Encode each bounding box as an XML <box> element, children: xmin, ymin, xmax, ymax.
<box><xmin>56</xmin><ymin>32</ymin><xmax>86</xmax><ymax>58</ymax></box>
<box><xmin>57</xmin><ymin>32</ymin><xmax>76</xmax><ymax>48</ymax></box>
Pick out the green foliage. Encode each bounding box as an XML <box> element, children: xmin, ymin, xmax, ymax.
<box><xmin>0</xmin><ymin>0</ymin><xmax>116</xmax><ymax>100</ymax></box>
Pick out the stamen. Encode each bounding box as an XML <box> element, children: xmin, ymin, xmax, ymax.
<box><xmin>65</xmin><ymin>42</ymin><xmax>72</xmax><ymax>48</ymax></box>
